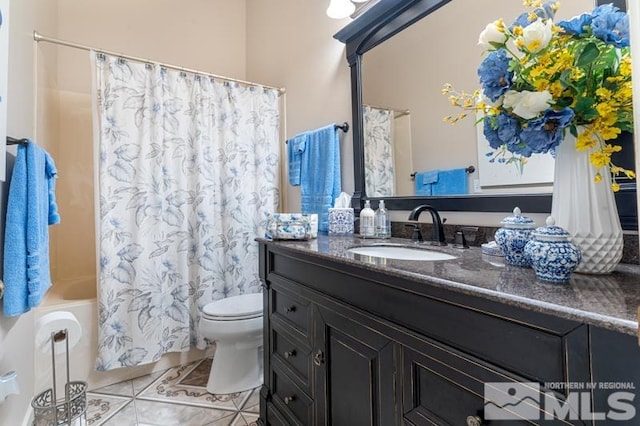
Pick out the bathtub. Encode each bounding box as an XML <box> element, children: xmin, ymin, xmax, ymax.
<box><xmin>34</xmin><ymin>277</ymin><xmax>206</xmax><ymax>394</ymax></box>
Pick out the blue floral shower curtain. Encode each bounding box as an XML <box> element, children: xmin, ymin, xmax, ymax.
<box><xmin>363</xmin><ymin>105</ymin><xmax>395</xmax><ymax>197</ymax></box>
<box><xmin>91</xmin><ymin>53</ymin><xmax>280</xmax><ymax>370</ymax></box>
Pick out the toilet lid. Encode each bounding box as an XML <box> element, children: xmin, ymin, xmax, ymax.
<box><xmin>202</xmin><ymin>293</ymin><xmax>263</xmax><ymax>321</ymax></box>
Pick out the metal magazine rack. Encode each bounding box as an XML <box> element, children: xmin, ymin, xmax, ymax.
<box><xmin>31</xmin><ymin>329</ymin><xmax>87</xmax><ymax>426</ymax></box>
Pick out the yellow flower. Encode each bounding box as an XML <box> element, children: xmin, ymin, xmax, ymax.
<box><xmin>513</xmin><ymin>26</ymin><xmax>524</xmax><ymax>36</ymax></box>
<box><xmin>590</xmin><ymin>151</ymin><xmax>610</xmax><ymax>169</ymax></box>
<box><xmin>596</xmin><ymin>102</ymin><xmax>615</xmax><ymax>117</ymax></box>
<box><xmin>626</xmin><ymin>170</ymin><xmax>637</xmax><ymax>179</ymax></box>
<box><xmin>599</xmin><ymin>126</ymin><xmax>621</xmax><ymax>140</ymax></box>
<box><xmin>576</xmin><ymin>132</ymin><xmax>596</xmax><ymax>150</ymax></box>
<box><xmin>611</xmin><ymin>182</ymin><xmax>620</xmax><ymax>192</ymax></box>
<box><xmin>594</xmin><ymin>173</ymin><xmax>602</xmax><ymax>183</ymax></box>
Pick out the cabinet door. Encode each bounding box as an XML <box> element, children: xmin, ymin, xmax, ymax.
<box><xmin>313</xmin><ymin>304</ymin><xmax>400</xmax><ymax>426</ymax></box>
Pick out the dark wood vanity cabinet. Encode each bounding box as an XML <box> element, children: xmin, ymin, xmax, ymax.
<box><xmin>258</xmin><ymin>242</ymin><xmax>640</xmax><ymax>426</ymax></box>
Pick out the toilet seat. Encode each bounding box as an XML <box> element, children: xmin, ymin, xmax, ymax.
<box><xmin>202</xmin><ymin>293</ymin><xmax>263</xmax><ymax>321</ymax></box>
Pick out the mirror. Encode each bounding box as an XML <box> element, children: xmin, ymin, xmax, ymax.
<box><xmin>335</xmin><ymin>0</ymin><xmax>637</xmax><ymax>230</ymax></box>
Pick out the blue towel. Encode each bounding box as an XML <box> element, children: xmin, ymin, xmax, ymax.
<box><xmin>3</xmin><ymin>142</ymin><xmax>60</xmax><ymax>316</ymax></box>
<box><xmin>287</xmin><ymin>133</ymin><xmax>307</xmax><ymax>186</ymax></box>
<box><xmin>300</xmin><ymin>125</ymin><xmax>341</xmax><ymax>232</ymax></box>
<box><xmin>432</xmin><ymin>168</ymin><xmax>468</xmax><ymax>195</ymax></box>
<box><xmin>414</xmin><ymin>170</ymin><xmax>438</xmax><ymax>196</ymax></box>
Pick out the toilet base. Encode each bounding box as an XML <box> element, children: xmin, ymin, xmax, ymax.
<box><xmin>206</xmin><ymin>343</ymin><xmax>263</xmax><ymax>394</ymax></box>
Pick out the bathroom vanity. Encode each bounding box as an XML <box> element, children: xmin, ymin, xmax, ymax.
<box><xmin>257</xmin><ymin>236</ymin><xmax>640</xmax><ymax>426</ymax></box>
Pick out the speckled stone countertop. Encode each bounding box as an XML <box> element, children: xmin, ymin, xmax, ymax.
<box><xmin>261</xmin><ymin>235</ymin><xmax>640</xmax><ymax>337</ymax></box>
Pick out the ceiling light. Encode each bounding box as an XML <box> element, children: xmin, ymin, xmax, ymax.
<box><xmin>326</xmin><ymin>0</ymin><xmax>356</xmax><ymax>19</ymax></box>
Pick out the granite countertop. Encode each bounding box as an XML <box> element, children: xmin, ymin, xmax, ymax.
<box><xmin>261</xmin><ymin>235</ymin><xmax>640</xmax><ymax>337</ymax></box>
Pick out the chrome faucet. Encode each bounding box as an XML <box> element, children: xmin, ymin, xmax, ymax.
<box><xmin>407</xmin><ymin>205</ymin><xmax>446</xmax><ymax>246</ymax></box>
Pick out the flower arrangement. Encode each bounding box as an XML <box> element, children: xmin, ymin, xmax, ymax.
<box><xmin>443</xmin><ymin>0</ymin><xmax>634</xmax><ymax>191</ymax></box>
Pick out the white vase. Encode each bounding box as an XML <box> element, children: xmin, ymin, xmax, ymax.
<box><xmin>550</xmin><ymin>131</ymin><xmax>623</xmax><ymax>274</ymax></box>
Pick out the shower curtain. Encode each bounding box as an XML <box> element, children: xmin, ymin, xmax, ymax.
<box><xmin>91</xmin><ymin>53</ymin><xmax>280</xmax><ymax>371</ymax></box>
<box><xmin>363</xmin><ymin>105</ymin><xmax>394</xmax><ymax>197</ymax></box>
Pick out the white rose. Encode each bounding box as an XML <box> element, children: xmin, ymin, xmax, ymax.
<box><xmin>478</xmin><ymin>22</ymin><xmax>507</xmax><ymax>50</ymax></box>
<box><xmin>503</xmin><ymin>90</ymin><xmax>552</xmax><ymax>119</ymax></box>
<box><xmin>521</xmin><ymin>19</ymin><xmax>553</xmax><ymax>53</ymax></box>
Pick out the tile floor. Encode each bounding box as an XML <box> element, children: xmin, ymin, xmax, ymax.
<box><xmin>85</xmin><ymin>359</ymin><xmax>259</xmax><ymax>425</ymax></box>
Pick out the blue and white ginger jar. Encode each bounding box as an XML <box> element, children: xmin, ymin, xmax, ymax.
<box><xmin>494</xmin><ymin>207</ymin><xmax>535</xmax><ymax>267</ymax></box>
<box><xmin>525</xmin><ymin>216</ymin><xmax>581</xmax><ymax>282</ymax></box>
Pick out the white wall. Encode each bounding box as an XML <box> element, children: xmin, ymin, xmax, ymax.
<box><xmin>0</xmin><ymin>0</ymin><xmax>58</xmax><ymax>423</ymax></box>
<box><xmin>246</xmin><ymin>0</ymin><xmax>354</xmax><ymax>212</ymax></box>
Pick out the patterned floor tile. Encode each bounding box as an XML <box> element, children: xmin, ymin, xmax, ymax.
<box><xmin>179</xmin><ymin>359</ymin><xmax>212</xmax><ymax>387</ymax></box>
<box><xmin>132</xmin><ymin>369</ymin><xmax>169</xmax><ymax>395</ymax></box>
<box><xmin>91</xmin><ymin>379</ymin><xmax>135</xmax><ymax>397</ymax></box>
<box><xmin>128</xmin><ymin>399</ymin><xmax>236</xmax><ymax>426</ymax></box>
<box><xmin>84</xmin><ymin>359</ymin><xmax>261</xmax><ymax>425</ymax></box>
<box><xmin>85</xmin><ymin>395</ymin><xmax>133</xmax><ymax>425</ymax></box>
<box><xmin>237</xmin><ymin>388</ymin><xmax>259</xmax><ymax>413</ymax></box>
<box><xmin>241</xmin><ymin>413</ymin><xmax>259</xmax><ymax>426</ymax></box>
<box><xmin>136</xmin><ymin>362</ymin><xmax>241</xmax><ymax>410</ymax></box>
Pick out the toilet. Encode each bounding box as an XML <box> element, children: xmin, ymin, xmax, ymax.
<box><xmin>199</xmin><ymin>293</ymin><xmax>264</xmax><ymax>394</ymax></box>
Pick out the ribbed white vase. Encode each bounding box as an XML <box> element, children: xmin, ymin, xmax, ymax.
<box><xmin>551</xmin><ymin>131</ymin><xmax>623</xmax><ymax>274</ymax></box>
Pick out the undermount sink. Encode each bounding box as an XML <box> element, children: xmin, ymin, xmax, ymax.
<box><xmin>348</xmin><ymin>244</ymin><xmax>456</xmax><ymax>261</ymax></box>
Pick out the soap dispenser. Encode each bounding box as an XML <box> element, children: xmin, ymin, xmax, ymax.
<box><xmin>359</xmin><ymin>200</ymin><xmax>375</xmax><ymax>238</ymax></box>
<box><xmin>375</xmin><ymin>200</ymin><xmax>391</xmax><ymax>239</ymax></box>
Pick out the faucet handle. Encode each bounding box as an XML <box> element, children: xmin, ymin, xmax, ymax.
<box><xmin>453</xmin><ymin>231</ymin><xmax>469</xmax><ymax>249</ymax></box>
<box><xmin>459</xmin><ymin>226</ymin><xmax>479</xmax><ymax>245</ymax></box>
<box><xmin>405</xmin><ymin>223</ymin><xmax>423</xmax><ymax>242</ymax></box>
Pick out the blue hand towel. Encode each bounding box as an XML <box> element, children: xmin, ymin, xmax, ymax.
<box><xmin>432</xmin><ymin>168</ymin><xmax>468</xmax><ymax>195</ymax></box>
<box><xmin>300</xmin><ymin>125</ymin><xmax>341</xmax><ymax>232</ymax></box>
<box><xmin>3</xmin><ymin>142</ymin><xmax>60</xmax><ymax>316</ymax></box>
<box><xmin>414</xmin><ymin>170</ymin><xmax>438</xmax><ymax>196</ymax></box>
<box><xmin>287</xmin><ymin>133</ymin><xmax>307</xmax><ymax>186</ymax></box>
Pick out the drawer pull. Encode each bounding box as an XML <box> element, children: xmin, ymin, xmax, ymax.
<box><xmin>284</xmin><ymin>350</ymin><xmax>296</xmax><ymax>359</ymax></box>
<box><xmin>313</xmin><ymin>350</ymin><xmax>324</xmax><ymax>366</ymax></box>
<box><xmin>466</xmin><ymin>415</ymin><xmax>482</xmax><ymax>426</ymax></box>
<box><xmin>283</xmin><ymin>395</ymin><xmax>296</xmax><ymax>405</ymax></box>
<box><xmin>285</xmin><ymin>305</ymin><xmax>296</xmax><ymax>313</ymax></box>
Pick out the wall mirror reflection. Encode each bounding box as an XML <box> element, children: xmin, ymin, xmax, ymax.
<box><xmin>336</xmin><ymin>0</ymin><xmax>637</xmax><ymax>229</ymax></box>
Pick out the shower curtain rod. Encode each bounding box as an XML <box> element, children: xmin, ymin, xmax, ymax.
<box><xmin>364</xmin><ymin>103</ymin><xmax>410</xmax><ymax>118</ymax></box>
<box><xmin>33</xmin><ymin>31</ymin><xmax>286</xmax><ymax>94</ymax></box>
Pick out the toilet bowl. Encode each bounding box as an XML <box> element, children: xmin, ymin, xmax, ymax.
<box><xmin>199</xmin><ymin>293</ymin><xmax>264</xmax><ymax>394</ymax></box>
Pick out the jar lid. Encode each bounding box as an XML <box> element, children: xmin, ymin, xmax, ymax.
<box><xmin>531</xmin><ymin>216</ymin><xmax>570</xmax><ymax>241</ymax></box>
<box><xmin>500</xmin><ymin>207</ymin><xmax>535</xmax><ymax>229</ymax></box>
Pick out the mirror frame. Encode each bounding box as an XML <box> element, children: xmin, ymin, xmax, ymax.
<box><xmin>334</xmin><ymin>0</ymin><xmax>638</xmax><ymax>230</ymax></box>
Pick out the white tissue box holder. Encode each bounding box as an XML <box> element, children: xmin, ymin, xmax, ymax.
<box><xmin>328</xmin><ymin>208</ymin><xmax>354</xmax><ymax>235</ymax></box>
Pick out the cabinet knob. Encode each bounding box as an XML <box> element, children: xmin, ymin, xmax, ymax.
<box><xmin>285</xmin><ymin>305</ymin><xmax>296</xmax><ymax>313</ymax></box>
<box><xmin>313</xmin><ymin>350</ymin><xmax>324</xmax><ymax>366</ymax></box>
<box><xmin>283</xmin><ymin>395</ymin><xmax>296</xmax><ymax>405</ymax></box>
<box><xmin>466</xmin><ymin>415</ymin><xmax>482</xmax><ymax>426</ymax></box>
<box><xmin>284</xmin><ymin>350</ymin><xmax>296</xmax><ymax>359</ymax></box>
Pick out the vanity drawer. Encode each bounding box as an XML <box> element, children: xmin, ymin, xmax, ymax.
<box><xmin>270</xmin><ymin>280</ymin><xmax>311</xmax><ymax>338</ymax></box>
<box><xmin>271</xmin><ymin>322</ymin><xmax>312</xmax><ymax>391</ymax></box>
<box><xmin>271</xmin><ymin>367</ymin><xmax>313</xmax><ymax>426</ymax></box>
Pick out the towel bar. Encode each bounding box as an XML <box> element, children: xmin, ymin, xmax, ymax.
<box><xmin>410</xmin><ymin>165</ymin><xmax>475</xmax><ymax>181</ymax></box>
<box><xmin>286</xmin><ymin>123</ymin><xmax>349</xmax><ymax>144</ymax></box>
<box><xmin>6</xmin><ymin>136</ymin><xmax>29</xmax><ymax>146</ymax></box>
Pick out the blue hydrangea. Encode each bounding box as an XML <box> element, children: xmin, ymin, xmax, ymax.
<box><xmin>558</xmin><ymin>13</ymin><xmax>592</xmax><ymax>35</ymax></box>
<box><xmin>478</xmin><ymin>49</ymin><xmax>513</xmax><ymax>102</ymax></box>
<box><xmin>520</xmin><ymin>108</ymin><xmax>575</xmax><ymax>154</ymax></box>
<box><xmin>483</xmin><ymin>112</ymin><xmax>522</xmax><ymax>150</ymax></box>
<box><xmin>591</xmin><ymin>4</ymin><xmax>629</xmax><ymax>48</ymax></box>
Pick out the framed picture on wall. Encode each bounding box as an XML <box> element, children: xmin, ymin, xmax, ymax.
<box><xmin>0</xmin><ymin>0</ymin><xmax>9</xmax><ymax>181</ymax></box>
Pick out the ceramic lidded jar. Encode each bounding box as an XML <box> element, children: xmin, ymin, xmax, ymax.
<box><xmin>494</xmin><ymin>207</ymin><xmax>536</xmax><ymax>267</ymax></box>
<box><xmin>524</xmin><ymin>216</ymin><xmax>582</xmax><ymax>282</ymax></box>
